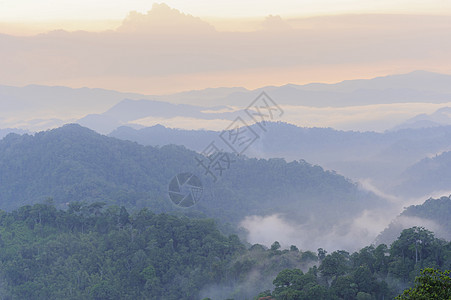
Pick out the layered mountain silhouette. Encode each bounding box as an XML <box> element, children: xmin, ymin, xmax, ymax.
<box><xmin>2</xmin><ymin>71</ymin><xmax>451</xmax><ymax>132</ymax></box>
<box><xmin>393</xmin><ymin>107</ymin><xmax>451</xmax><ymax>130</ymax></box>
<box><xmin>110</xmin><ymin>122</ymin><xmax>451</xmax><ymax>196</ymax></box>
<box><xmin>396</xmin><ymin>150</ymin><xmax>451</xmax><ymax>197</ymax></box>
<box><xmin>377</xmin><ymin>196</ymin><xmax>451</xmax><ymax>245</ymax></box>
<box><xmin>0</xmin><ymin>124</ymin><xmax>385</xmax><ymax>238</ymax></box>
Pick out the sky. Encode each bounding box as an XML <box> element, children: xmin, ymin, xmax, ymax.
<box><xmin>2</xmin><ymin>0</ymin><xmax>451</xmax><ymax>35</ymax></box>
<box><xmin>1</xmin><ymin>0</ymin><xmax>451</xmax><ymax>22</ymax></box>
<box><xmin>0</xmin><ymin>1</ymin><xmax>451</xmax><ymax>95</ymax></box>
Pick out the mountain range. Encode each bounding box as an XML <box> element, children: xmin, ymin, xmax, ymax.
<box><xmin>2</xmin><ymin>70</ymin><xmax>451</xmax><ymax>133</ymax></box>
<box><xmin>393</xmin><ymin>106</ymin><xmax>451</xmax><ymax>130</ymax></box>
<box><xmin>109</xmin><ymin>121</ymin><xmax>451</xmax><ymax>198</ymax></box>
<box><xmin>1</xmin><ymin>71</ymin><xmax>451</xmax><ymax>250</ymax></box>
<box><xmin>0</xmin><ymin>124</ymin><xmax>450</xmax><ymax>250</ymax></box>
<box><xmin>0</xmin><ymin>124</ymin><xmax>387</xmax><ymax>251</ymax></box>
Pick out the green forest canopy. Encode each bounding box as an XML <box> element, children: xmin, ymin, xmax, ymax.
<box><xmin>0</xmin><ymin>202</ymin><xmax>449</xmax><ymax>300</ymax></box>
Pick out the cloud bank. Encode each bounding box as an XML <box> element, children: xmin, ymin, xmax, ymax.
<box><xmin>1</xmin><ymin>5</ymin><xmax>451</xmax><ymax>94</ymax></box>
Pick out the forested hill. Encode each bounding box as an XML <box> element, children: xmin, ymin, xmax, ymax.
<box><xmin>396</xmin><ymin>151</ymin><xmax>451</xmax><ymax>196</ymax></box>
<box><xmin>0</xmin><ymin>124</ymin><xmax>384</xmax><ymax>235</ymax></box>
<box><xmin>0</xmin><ymin>124</ymin><xmax>195</xmax><ymax>211</ymax></box>
<box><xmin>377</xmin><ymin>196</ymin><xmax>451</xmax><ymax>245</ymax></box>
<box><xmin>0</xmin><ymin>203</ymin><xmax>450</xmax><ymax>299</ymax></box>
<box><xmin>110</xmin><ymin>122</ymin><xmax>451</xmax><ymax>193</ymax></box>
<box><xmin>0</xmin><ymin>203</ymin><xmax>245</xmax><ymax>299</ymax></box>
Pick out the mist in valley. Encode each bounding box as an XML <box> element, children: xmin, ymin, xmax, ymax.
<box><xmin>1</xmin><ymin>2</ymin><xmax>451</xmax><ymax>299</ymax></box>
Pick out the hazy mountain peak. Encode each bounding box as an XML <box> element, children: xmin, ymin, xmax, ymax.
<box><xmin>392</xmin><ymin>106</ymin><xmax>451</xmax><ymax>130</ymax></box>
<box><xmin>436</xmin><ymin>106</ymin><xmax>451</xmax><ymax>114</ymax></box>
<box><xmin>44</xmin><ymin>123</ymin><xmax>98</xmax><ymax>137</ymax></box>
<box><xmin>301</xmin><ymin>70</ymin><xmax>451</xmax><ymax>94</ymax></box>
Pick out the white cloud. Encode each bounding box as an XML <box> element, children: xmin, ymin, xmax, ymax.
<box><xmin>239</xmin><ymin>211</ymin><xmax>388</xmax><ymax>252</ymax></box>
<box><xmin>129</xmin><ymin>116</ymin><xmax>232</xmax><ymax>131</ymax></box>
<box><xmin>281</xmin><ymin>102</ymin><xmax>451</xmax><ymax>132</ymax></box>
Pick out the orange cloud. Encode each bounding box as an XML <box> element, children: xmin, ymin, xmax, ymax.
<box><xmin>0</xmin><ymin>5</ymin><xmax>450</xmax><ymax>94</ymax></box>
<box><xmin>117</xmin><ymin>3</ymin><xmax>215</xmax><ymax>34</ymax></box>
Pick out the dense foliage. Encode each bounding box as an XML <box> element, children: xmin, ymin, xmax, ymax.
<box><xmin>256</xmin><ymin>227</ymin><xmax>451</xmax><ymax>300</ymax></box>
<box><xmin>111</xmin><ymin>122</ymin><xmax>451</xmax><ymax>196</ymax></box>
<box><xmin>398</xmin><ymin>150</ymin><xmax>451</xmax><ymax>196</ymax></box>
<box><xmin>0</xmin><ymin>124</ymin><xmax>382</xmax><ymax>234</ymax></box>
<box><xmin>403</xmin><ymin>196</ymin><xmax>451</xmax><ymax>229</ymax></box>
<box><xmin>0</xmin><ymin>202</ymin><xmax>244</xmax><ymax>299</ymax></box>
<box><xmin>395</xmin><ymin>268</ymin><xmax>451</xmax><ymax>299</ymax></box>
<box><xmin>0</xmin><ymin>202</ymin><xmax>449</xmax><ymax>299</ymax></box>
<box><xmin>377</xmin><ymin>196</ymin><xmax>451</xmax><ymax>245</ymax></box>
<box><xmin>1</xmin><ymin>125</ymin><xmax>450</xmax><ymax>299</ymax></box>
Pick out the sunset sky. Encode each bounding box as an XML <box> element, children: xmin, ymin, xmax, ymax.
<box><xmin>1</xmin><ymin>1</ymin><xmax>450</xmax><ymax>94</ymax></box>
<box><xmin>2</xmin><ymin>0</ymin><xmax>451</xmax><ymax>22</ymax></box>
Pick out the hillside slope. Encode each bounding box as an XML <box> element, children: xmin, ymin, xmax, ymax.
<box><xmin>110</xmin><ymin>122</ymin><xmax>451</xmax><ymax>192</ymax></box>
<box><xmin>0</xmin><ymin>125</ymin><xmax>385</xmax><ymax>244</ymax></box>
<box><xmin>395</xmin><ymin>151</ymin><xmax>451</xmax><ymax>197</ymax></box>
<box><xmin>377</xmin><ymin>196</ymin><xmax>451</xmax><ymax>245</ymax></box>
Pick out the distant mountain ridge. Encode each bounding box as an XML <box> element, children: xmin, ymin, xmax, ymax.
<box><xmin>152</xmin><ymin>70</ymin><xmax>451</xmax><ymax>106</ymax></box>
<box><xmin>0</xmin><ymin>84</ymin><xmax>154</xmax><ymax>131</ymax></box>
<box><xmin>110</xmin><ymin>121</ymin><xmax>451</xmax><ymax>196</ymax></box>
<box><xmin>77</xmin><ymin>99</ymin><xmax>242</xmax><ymax>133</ymax></box>
<box><xmin>392</xmin><ymin>106</ymin><xmax>451</xmax><ymax>130</ymax></box>
<box><xmin>0</xmin><ymin>128</ymin><xmax>29</xmax><ymax>140</ymax></box>
<box><xmin>301</xmin><ymin>70</ymin><xmax>451</xmax><ymax>94</ymax></box>
<box><xmin>2</xmin><ymin>70</ymin><xmax>451</xmax><ymax>132</ymax></box>
<box><xmin>0</xmin><ymin>124</ymin><xmax>384</xmax><ymax>250</ymax></box>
